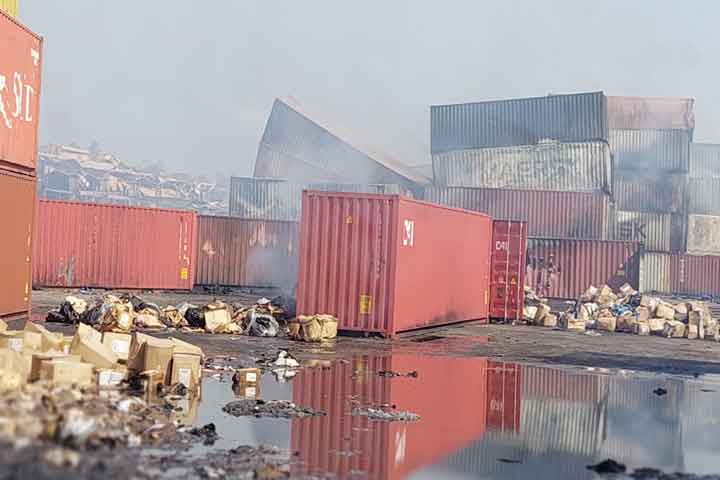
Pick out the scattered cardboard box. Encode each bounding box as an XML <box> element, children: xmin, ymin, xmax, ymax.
<box><xmin>597</xmin><ymin>311</ymin><xmax>617</xmax><ymax>332</ymax></box>
<box><xmin>649</xmin><ymin>318</ymin><xmax>667</xmax><ymax>333</ymax></box>
<box><xmin>70</xmin><ymin>323</ymin><xmax>102</xmax><ymax>352</ymax></box>
<box><xmin>637</xmin><ymin>306</ymin><xmax>650</xmax><ymax>323</ymax></box>
<box><xmin>171</xmin><ymin>353</ymin><xmax>201</xmax><ymax>391</ymax></box>
<box><xmin>170</xmin><ymin>338</ymin><xmax>204</xmax><ymax>358</ymax></box>
<box><xmin>0</xmin><ymin>319</ymin><xmax>7</xmax><ymax>332</ymax></box>
<box><xmin>39</xmin><ymin>359</ymin><xmax>94</xmax><ymax>387</ymax></box>
<box><xmin>233</xmin><ymin>382</ymin><xmax>260</xmax><ymax>399</ymax></box>
<box><xmin>30</xmin><ymin>352</ymin><xmax>80</xmax><ymax>382</ymax></box>
<box><xmin>0</xmin><ymin>348</ymin><xmax>26</xmax><ymax>391</ymax></box>
<box><xmin>688</xmin><ymin>324</ymin><xmax>699</xmax><ymax>340</ymax></box>
<box><xmin>102</xmin><ymin>332</ymin><xmax>132</xmax><ymax>362</ymax></box>
<box><xmin>97</xmin><ymin>365</ymin><xmax>128</xmax><ymax>388</ymax></box>
<box><xmin>0</xmin><ymin>331</ymin><xmax>25</xmax><ymax>353</ymax></box>
<box><xmin>70</xmin><ymin>334</ymin><xmax>119</xmax><ymax>369</ymax></box>
<box><xmin>128</xmin><ymin>333</ymin><xmax>173</xmax><ymax>381</ymax></box>
<box><xmin>567</xmin><ymin>318</ymin><xmax>586</xmax><ymax>332</ymax></box>
<box><xmin>656</xmin><ymin>303</ymin><xmax>676</xmax><ymax>321</ymax></box>
<box><xmin>542</xmin><ymin>313</ymin><xmax>558</xmax><ymax>328</ymax></box>
<box><xmin>24</xmin><ymin>322</ymin><xmax>63</xmax><ymax>352</ymax></box>
<box><xmin>23</xmin><ymin>331</ymin><xmax>42</xmax><ymax>352</ymax></box>
<box><xmin>616</xmin><ymin>312</ymin><xmax>636</xmax><ymax>333</ymax></box>
<box><xmin>634</xmin><ymin>322</ymin><xmax>650</xmax><ymax>336</ymax></box>
<box><xmin>534</xmin><ymin>304</ymin><xmax>551</xmax><ymax>325</ymax></box>
<box><xmin>234</xmin><ymin>368</ymin><xmax>261</xmax><ymax>384</ymax></box>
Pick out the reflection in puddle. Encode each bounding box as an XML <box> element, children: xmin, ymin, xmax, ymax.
<box><xmin>165</xmin><ymin>353</ymin><xmax>720</xmax><ymax>479</ymax></box>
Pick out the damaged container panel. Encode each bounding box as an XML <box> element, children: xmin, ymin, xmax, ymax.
<box><xmin>613</xmin><ymin>173</ymin><xmax>687</xmax><ymax>214</ymax></box>
<box><xmin>490</xmin><ymin>221</ymin><xmax>527</xmax><ymax>323</ymax></box>
<box><xmin>607</xmin><ymin>96</ymin><xmax>695</xmax><ymax>130</ymax></box>
<box><xmin>690</xmin><ymin>143</ymin><xmax>720</xmax><ymax>178</ymax></box>
<box><xmin>525</xmin><ymin>237</ymin><xmax>641</xmax><ymax>300</ymax></box>
<box><xmin>688</xmin><ymin>178</ymin><xmax>720</xmax><ymax>216</ymax></box>
<box><xmin>425</xmin><ymin>186</ymin><xmax>611</xmax><ymax>239</ymax></box>
<box><xmin>0</xmin><ymin>10</ymin><xmax>43</xmax><ymax>173</ymax></box>
<box><xmin>639</xmin><ymin>252</ymin><xmax>672</xmax><ymax>294</ymax></box>
<box><xmin>686</xmin><ymin>214</ymin><xmax>720</xmax><ymax>256</ymax></box>
<box><xmin>0</xmin><ymin>169</ymin><xmax>35</xmax><ymax>319</ymax></box>
<box><xmin>296</xmin><ymin>191</ymin><xmax>492</xmax><ymax>336</ymax></box>
<box><xmin>610</xmin><ymin>129</ymin><xmax>691</xmax><ymax>172</ymax></box>
<box><xmin>432</xmin><ymin>141</ymin><xmax>612</xmax><ymax>193</ymax></box>
<box><xmin>195</xmin><ymin>215</ymin><xmax>299</xmax><ymax>290</ymax></box>
<box><xmin>612</xmin><ymin>210</ymin><xmax>687</xmax><ymax>253</ymax></box>
<box><xmin>33</xmin><ymin>200</ymin><xmax>197</xmax><ymax>290</ymax></box>
<box><xmin>431</xmin><ymin>91</ymin><xmax>608</xmax><ymax>154</ymax></box>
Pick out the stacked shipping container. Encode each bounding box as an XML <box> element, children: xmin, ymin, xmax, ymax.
<box><xmin>687</xmin><ymin>144</ymin><xmax>720</xmax><ymax>255</ymax></box>
<box><xmin>0</xmin><ymin>10</ymin><xmax>42</xmax><ymax>319</ymax></box>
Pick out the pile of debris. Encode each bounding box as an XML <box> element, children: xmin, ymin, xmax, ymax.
<box><xmin>523</xmin><ymin>284</ymin><xmax>720</xmax><ymax>340</ymax></box>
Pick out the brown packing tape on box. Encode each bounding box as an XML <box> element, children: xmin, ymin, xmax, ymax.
<box><xmin>39</xmin><ymin>359</ymin><xmax>94</xmax><ymax>387</ymax></box>
<box><xmin>70</xmin><ymin>334</ymin><xmax>119</xmax><ymax>369</ymax></box>
<box><xmin>102</xmin><ymin>332</ymin><xmax>132</xmax><ymax>362</ymax></box>
<box><xmin>171</xmin><ymin>353</ymin><xmax>202</xmax><ymax>391</ymax></box>
<box><xmin>24</xmin><ymin>322</ymin><xmax>63</xmax><ymax>352</ymax></box>
<box><xmin>0</xmin><ymin>348</ymin><xmax>27</xmax><ymax>392</ymax></box>
<box><xmin>30</xmin><ymin>352</ymin><xmax>81</xmax><ymax>382</ymax></box>
<box><xmin>128</xmin><ymin>333</ymin><xmax>174</xmax><ymax>383</ymax></box>
<box><xmin>97</xmin><ymin>365</ymin><xmax>128</xmax><ymax>388</ymax></box>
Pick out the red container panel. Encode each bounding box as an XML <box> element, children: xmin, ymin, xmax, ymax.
<box><xmin>33</xmin><ymin>200</ymin><xmax>196</xmax><ymax>290</ymax></box>
<box><xmin>291</xmin><ymin>353</ymin><xmax>488</xmax><ymax>480</ymax></box>
<box><xmin>671</xmin><ymin>254</ymin><xmax>720</xmax><ymax>297</ymax></box>
<box><xmin>490</xmin><ymin>220</ymin><xmax>527</xmax><ymax>322</ymax></box>
<box><xmin>525</xmin><ymin>237</ymin><xmax>642</xmax><ymax>300</ymax></box>
<box><xmin>297</xmin><ymin>191</ymin><xmax>492</xmax><ymax>336</ymax></box>
<box><xmin>194</xmin><ymin>215</ymin><xmax>298</xmax><ymax>289</ymax></box>
<box><xmin>486</xmin><ymin>361</ymin><xmax>522</xmax><ymax>433</ymax></box>
<box><xmin>0</xmin><ymin>11</ymin><xmax>42</xmax><ymax>173</ymax></box>
<box><xmin>0</xmin><ymin>168</ymin><xmax>34</xmax><ymax>318</ymax></box>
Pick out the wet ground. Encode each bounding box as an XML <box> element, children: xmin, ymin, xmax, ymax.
<box><xmin>6</xmin><ymin>288</ymin><xmax>720</xmax><ymax>479</ymax></box>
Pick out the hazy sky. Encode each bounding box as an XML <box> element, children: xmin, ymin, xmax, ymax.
<box><xmin>21</xmin><ymin>0</ymin><xmax>719</xmax><ymax>176</ymax></box>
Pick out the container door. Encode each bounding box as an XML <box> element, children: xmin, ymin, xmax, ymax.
<box><xmin>487</xmin><ymin>361</ymin><xmax>522</xmax><ymax>433</ymax></box>
<box><xmin>489</xmin><ymin>220</ymin><xmax>527</xmax><ymax>322</ymax></box>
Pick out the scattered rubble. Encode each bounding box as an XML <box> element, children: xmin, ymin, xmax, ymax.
<box><xmin>222</xmin><ymin>399</ymin><xmax>325</xmax><ymax>419</ymax></box>
<box><xmin>587</xmin><ymin>459</ymin><xmax>627</xmax><ymax>474</ymax></box>
<box><xmin>351</xmin><ymin>407</ymin><xmax>420</xmax><ymax>422</ymax></box>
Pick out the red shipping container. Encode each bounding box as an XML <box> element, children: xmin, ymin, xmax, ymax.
<box><xmin>0</xmin><ymin>168</ymin><xmax>35</xmax><ymax>319</ymax></box>
<box><xmin>0</xmin><ymin>11</ymin><xmax>42</xmax><ymax>174</ymax></box>
<box><xmin>486</xmin><ymin>361</ymin><xmax>522</xmax><ymax>433</ymax></box>
<box><xmin>490</xmin><ymin>220</ymin><xmax>527</xmax><ymax>322</ymax></box>
<box><xmin>523</xmin><ymin>365</ymin><xmax>608</xmax><ymax>403</ymax></box>
<box><xmin>672</xmin><ymin>254</ymin><xmax>720</xmax><ymax>297</ymax></box>
<box><xmin>291</xmin><ymin>353</ymin><xmax>488</xmax><ymax>479</ymax></box>
<box><xmin>33</xmin><ymin>200</ymin><xmax>196</xmax><ymax>290</ymax></box>
<box><xmin>525</xmin><ymin>237</ymin><xmax>642</xmax><ymax>300</ymax></box>
<box><xmin>296</xmin><ymin>191</ymin><xmax>492</xmax><ymax>336</ymax></box>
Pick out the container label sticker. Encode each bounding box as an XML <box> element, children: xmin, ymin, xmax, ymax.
<box><xmin>402</xmin><ymin>220</ymin><xmax>414</xmax><ymax>247</ymax></box>
<box><xmin>484</xmin><ymin>289</ymin><xmax>489</xmax><ymax>305</ymax></box>
<box><xmin>180</xmin><ymin>268</ymin><xmax>189</xmax><ymax>280</ymax></box>
<box><xmin>359</xmin><ymin>295</ymin><xmax>372</xmax><ymax>315</ymax></box>
<box><xmin>9</xmin><ymin>338</ymin><xmax>22</xmax><ymax>352</ymax></box>
<box><xmin>245</xmin><ymin>386</ymin><xmax>257</xmax><ymax>398</ymax></box>
<box><xmin>178</xmin><ymin>368</ymin><xmax>191</xmax><ymax>387</ymax></box>
<box><xmin>98</xmin><ymin>370</ymin><xmax>124</xmax><ymax>386</ymax></box>
<box><xmin>245</xmin><ymin>372</ymin><xmax>258</xmax><ymax>382</ymax></box>
<box><xmin>111</xmin><ymin>340</ymin><xmax>129</xmax><ymax>354</ymax></box>
<box><xmin>345</xmin><ymin>216</ymin><xmax>353</xmax><ymax>224</ymax></box>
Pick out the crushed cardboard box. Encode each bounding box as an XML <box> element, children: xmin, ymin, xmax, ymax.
<box><xmin>70</xmin><ymin>333</ymin><xmax>119</xmax><ymax>369</ymax></box>
<box><xmin>171</xmin><ymin>353</ymin><xmax>202</xmax><ymax>391</ymax></box>
<box><xmin>0</xmin><ymin>348</ymin><xmax>26</xmax><ymax>392</ymax></box>
<box><xmin>128</xmin><ymin>333</ymin><xmax>174</xmax><ymax>382</ymax></box>
<box><xmin>24</xmin><ymin>322</ymin><xmax>63</xmax><ymax>352</ymax></box>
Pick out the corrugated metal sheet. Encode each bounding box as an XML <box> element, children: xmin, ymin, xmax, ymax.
<box><xmin>432</xmin><ymin>141</ymin><xmax>611</xmax><ymax>193</ymax></box>
<box><xmin>424</xmin><ymin>186</ymin><xmax>611</xmax><ymax>239</ymax></box>
<box><xmin>686</xmin><ymin>214</ymin><xmax>720</xmax><ymax>255</ymax></box>
<box><xmin>525</xmin><ymin>237</ymin><xmax>641</xmax><ymax>300</ymax></box>
<box><xmin>522</xmin><ymin>365</ymin><xmax>608</xmax><ymax>403</ymax></box>
<box><xmin>610</xmin><ymin>129</ymin><xmax>691</xmax><ymax>172</ymax></box>
<box><xmin>688</xmin><ymin>178</ymin><xmax>720</xmax><ymax>216</ymax></box>
<box><xmin>296</xmin><ymin>191</ymin><xmax>492</xmax><ymax>336</ymax></box>
<box><xmin>0</xmin><ymin>168</ymin><xmax>34</xmax><ymax>319</ymax></box>
<box><xmin>0</xmin><ymin>10</ymin><xmax>42</xmax><ymax>174</ymax></box>
<box><xmin>690</xmin><ymin>143</ymin><xmax>720</xmax><ymax>178</ymax></box>
<box><xmin>607</xmin><ymin>96</ymin><xmax>695</xmax><ymax>130</ymax></box>
<box><xmin>613</xmin><ymin>210</ymin><xmax>686</xmax><ymax>253</ymax></box>
<box><xmin>673</xmin><ymin>253</ymin><xmax>720</xmax><ymax>297</ymax></box>
<box><xmin>639</xmin><ymin>252</ymin><xmax>671</xmax><ymax>293</ymax></box>
<box><xmin>194</xmin><ymin>216</ymin><xmax>298</xmax><ymax>289</ymax></box>
<box><xmin>33</xmin><ymin>200</ymin><xmax>196</xmax><ymax>290</ymax></box>
<box><xmin>613</xmin><ymin>172</ymin><xmax>687</xmax><ymax>214</ymax></box>
<box><xmin>430</xmin><ymin>91</ymin><xmax>608</xmax><ymax>154</ymax></box>
<box><xmin>229</xmin><ymin>177</ymin><xmax>406</xmax><ymax>221</ymax></box>
<box><xmin>0</xmin><ymin>0</ymin><xmax>17</xmax><ymax>17</ymax></box>
<box><xmin>254</xmin><ymin>98</ymin><xmax>426</xmax><ymax>193</ymax></box>
<box><xmin>490</xmin><ymin>221</ymin><xmax>527</xmax><ymax>322</ymax></box>
<box><xmin>487</xmin><ymin>361</ymin><xmax>522</xmax><ymax>433</ymax></box>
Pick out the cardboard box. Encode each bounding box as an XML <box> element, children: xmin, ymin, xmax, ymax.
<box><xmin>128</xmin><ymin>333</ymin><xmax>173</xmax><ymax>380</ymax></box>
<box><xmin>30</xmin><ymin>352</ymin><xmax>81</xmax><ymax>382</ymax></box>
<box><xmin>533</xmin><ymin>304</ymin><xmax>551</xmax><ymax>325</ymax></box>
<box><xmin>0</xmin><ymin>331</ymin><xmax>25</xmax><ymax>353</ymax></box>
<box><xmin>102</xmin><ymin>332</ymin><xmax>132</xmax><ymax>362</ymax></box>
<box><xmin>233</xmin><ymin>382</ymin><xmax>260</xmax><ymax>399</ymax></box>
<box><xmin>60</xmin><ymin>336</ymin><xmax>73</xmax><ymax>354</ymax></box>
<box><xmin>567</xmin><ymin>318</ymin><xmax>586</xmax><ymax>332</ymax></box>
<box><xmin>597</xmin><ymin>312</ymin><xmax>617</xmax><ymax>332</ymax></box>
<box><xmin>171</xmin><ymin>353</ymin><xmax>201</xmax><ymax>390</ymax></box>
<box><xmin>70</xmin><ymin>334</ymin><xmax>119</xmax><ymax>369</ymax></box>
<box><xmin>542</xmin><ymin>313</ymin><xmax>558</xmax><ymax>328</ymax></box>
<box><xmin>39</xmin><ymin>359</ymin><xmax>94</xmax><ymax>387</ymax></box>
<box><xmin>649</xmin><ymin>318</ymin><xmax>667</xmax><ymax>332</ymax></box>
<box><xmin>0</xmin><ymin>348</ymin><xmax>26</xmax><ymax>391</ymax></box>
<box><xmin>171</xmin><ymin>393</ymin><xmax>200</xmax><ymax>425</ymax></box>
<box><xmin>170</xmin><ymin>337</ymin><xmax>204</xmax><ymax>358</ymax></box>
<box><xmin>22</xmin><ymin>331</ymin><xmax>42</xmax><ymax>352</ymax></box>
<box><xmin>616</xmin><ymin>312</ymin><xmax>636</xmax><ymax>333</ymax></box>
<box><xmin>688</xmin><ymin>324</ymin><xmax>699</xmax><ymax>340</ymax></box>
<box><xmin>97</xmin><ymin>365</ymin><xmax>128</xmax><ymax>388</ymax></box>
<box><xmin>0</xmin><ymin>319</ymin><xmax>7</xmax><ymax>332</ymax></box>
<box><xmin>234</xmin><ymin>368</ymin><xmax>261</xmax><ymax>384</ymax></box>
<box><xmin>24</xmin><ymin>322</ymin><xmax>63</xmax><ymax>352</ymax></box>
<box><xmin>70</xmin><ymin>322</ymin><xmax>102</xmax><ymax>352</ymax></box>
<box><xmin>637</xmin><ymin>306</ymin><xmax>650</xmax><ymax>323</ymax></box>
<box><xmin>634</xmin><ymin>322</ymin><xmax>650</xmax><ymax>336</ymax></box>
<box><xmin>656</xmin><ymin>303</ymin><xmax>676</xmax><ymax>320</ymax></box>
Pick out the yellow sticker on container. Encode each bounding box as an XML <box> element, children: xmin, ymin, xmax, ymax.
<box><xmin>180</xmin><ymin>267</ymin><xmax>189</xmax><ymax>280</ymax></box>
<box><xmin>359</xmin><ymin>295</ymin><xmax>372</xmax><ymax>315</ymax></box>
<box><xmin>484</xmin><ymin>289</ymin><xmax>489</xmax><ymax>305</ymax></box>
<box><xmin>345</xmin><ymin>216</ymin><xmax>353</xmax><ymax>224</ymax></box>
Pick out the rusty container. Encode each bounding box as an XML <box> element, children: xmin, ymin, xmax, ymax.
<box><xmin>0</xmin><ymin>168</ymin><xmax>35</xmax><ymax>319</ymax></box>
<box><xmin>194</xmin><ymin>215</ymin><xmax>299</xmax><ymax>290</ymax></box>
<box><xmin>525</xmin><ymin>237</ymin><xmax>642</xmax><ymax>300</ymax></box>
<box><xmin>296</xmin><ymin>191</ymin><xmax>492</xmax><ymax>336</ymax></box>
<box><xmin>490</xmin><ymin>220</ymin><xmax>527</xmax><ymax>323</ymax></box>
<box><xmin>0</xmin><ymin>10</ymin><xmax>42</xmax><ymax>174</ymax></box>
<box><xmin>486</xmin><ymin>361</ymin><xmax>522</xmax><ymax>433</ymax></box>
<box><xmin>608</xmin><ymin>96</ymin><xmax>695</xmax><ymax>130</ymax></box>
<box><xmin>291</xmin><ymin>353</ymin><xmax>488</xmax><ymax>479</ymax></box>
<box><xmin>33</xmin><ymin>200</ymin><xmax>196</xmax><ymax>290</ymax></box>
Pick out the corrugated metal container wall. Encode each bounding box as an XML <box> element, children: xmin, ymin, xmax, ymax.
<box><xmin>673</xmin><ymin>254</ymin><xmax>720</xmax><ymax>297</ymax></box>
<box><xmin>253</xmin><ymin>143</ymin><xmax>343</xmax><ymax>183</ymax></box>
<box><xmin>194</xmin><ymin>216</ymin><xmax>299</xmax><ymax>290</ymax></box>
<box><xmin>688</xmin><ymin>178</ymin><xmax>720</xmax><ymax>216</ymax></box>
<box><xmin>522</xmin><ymin>365</ymin><xmax>608</xmax><ymax>403</ymax></box>
<box><xmin>690</xmin><ymin>143</ymin><xmax>720</xmax><ymax>178</ymax></box>
<box><xmin>0</xmin><ymin>169</ymin><xmax>34</xmax><ymax>319</ymax></box>
<box><xmin>291</xmin><ymin>354</ymin><xmax>488</xmax><ymax>480</ymax></box>
<box><xmin>607</xmin><ymin>96</ymin><xmax>695</xmax><ymax>130</ymax></box>
<box><xmin>686</xmin><ymin>214</ymin><xmax>720</xmax><ymax>255</ymax></box>
<box><xmin>33</xmin><ymin>200</ymin><xmax>196</xmax><ymax>290</ymax></box>
<box><xmin>610</xmin><ymin>129</ymin><xmax>691</xmax><ymax>172</ymax></box>
<box><xmin>296</xmin><ymin>191</ymin><xmax>492</xmax><ymax>336</ymax></box>
<box><xmin>613</xmin><ymin>173</ymin><xmax>687</xmax><ymax>214</ymax></box>
<box><xmin>525</xmin><ymin>238</ymin><xmax>641</xmax><ymax>300</ymax></box>
<box><xmin>639</xmin><ymin>252</ymin><xmax>671</xmax><ymax>293</ymax></box>
<box><xmin>489</xmin><ymin>221</ymin><xmax>527</xmax><ymax>322</ymax></box>
<box><xmin>424</xmin><ymin>186</ymin><xmax>610</xmax><ymax>239</ymax></box>
<box><xmin>612</xmin><ymin>210</ymin><xmax>686</xmax><ymax>253</ymax></box>
<box><xmin>486</xmin><ymin>361</ymin><xmax>522</xmax><ymax>433</ymax></box>
<box><xmin>0</xmin><ymin>0</ymin><xmax>17</xmax><ymax>17</ymax></box>
<box><xmin>430</xmin><ymin>91</ymin><xmax>608</xmax><ymax>154</ymax></box>
<box><xmin>0</xmin><ymin>10</ymin><xmax>42</xmax><ymax>173</ymax></box>
<box><xmin>432</xmin><ymin>141</ymin><xmax>612</xmax><ymax>193</ymax></box>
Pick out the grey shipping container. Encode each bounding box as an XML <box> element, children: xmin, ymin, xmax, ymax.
<box><xmin>613</xmin><ymin>172</ymin><xmax>687</xmax><ymax>214</ymax></box>
<box><xmin>639</xmin><ymin>252</ymin><xmax>672</xmax><ymax>293</ymax></box>
<box><xmin>612</xmin><ymin>210</ymin><xmax>687</xmax><ymax>252</ymax></box>
<box><xmin>610</xmin><ymin>129</ymin><xmax>691</xmax><ymax>172</ymax></box>
<box><xmin>690</xmin><ymin>143</ymin><xmax>720</xmax><ymax>178</ymax></box>
<box><xmin>229</xmin><ymin>177</ymin><xmax>405</xmax><ymax>222</ymax></box>
<box><xmin>254</xmin><ymin>98</ymin><xmax>426</xmax><ymax>195</ymax></box>
<box><xmin>607</xmin><ymin>96</ymin><xmax>695</xmax><ymax>130</ymax></box>
<box><xmin>430</xmin><ymin>91</ymin><xmax>608</xmax><ymax>154</ymax></box>
<box><xmin>688</xmin><ymin>178</ymin><xmax>720</xmax><ymax>216</ymax></box>
<box><xmin>686</xmin><ymin>214</ymin><xmax>720</xmax><ymax>255</ymax></box>
<box><xmin>432</xmin><ymin>141</ymin><xmax>611</xmax><ymax>193</ymax></box>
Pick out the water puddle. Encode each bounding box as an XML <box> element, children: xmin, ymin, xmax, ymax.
<box><xmin>164</xmin><ymin>352</ymin><xmax>720</xmax><ymax>479</ymax></box>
